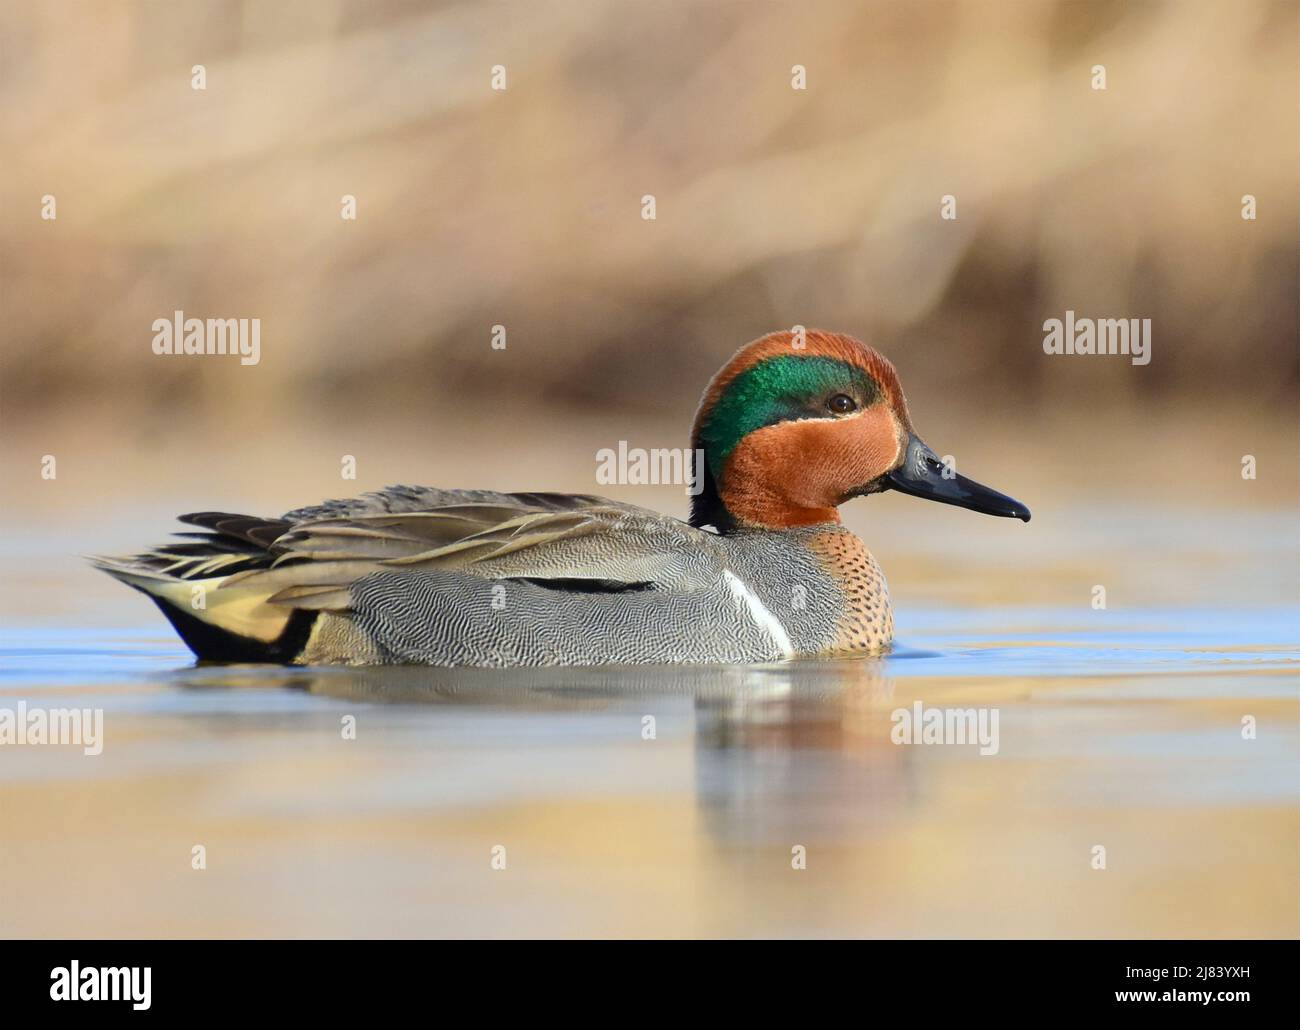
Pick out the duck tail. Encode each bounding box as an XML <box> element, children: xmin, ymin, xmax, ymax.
<box><xmin>88</xmin><ymin>512</ymin><xmax>316</xmax><ymax>663</ymax></box>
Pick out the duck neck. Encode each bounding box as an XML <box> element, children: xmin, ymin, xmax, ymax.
<box><xmin>689</xmin><ymin>450</ymin><xmax>840</xmax><ymax>533</ymax></box>
<box><xmin>688</xmin><ymin>451</ymin><xmax>735</xmax><ymax>531</ymax></box>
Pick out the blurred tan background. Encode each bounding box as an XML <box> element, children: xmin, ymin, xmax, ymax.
<box><xmin>1</xmin><ymin>0</ymin><xmax>1297</xmax><ymax>617</ymax></box>
<box><xmin>1</xmin><ymin>3</ymin><xmax>1296</xmax><ymax>947</ymax></box>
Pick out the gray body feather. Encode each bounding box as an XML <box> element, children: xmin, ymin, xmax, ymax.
<box><xmin>94</xmin><ymin>485</ymin><xmax>883</xmax><ymax>666</ymax></box>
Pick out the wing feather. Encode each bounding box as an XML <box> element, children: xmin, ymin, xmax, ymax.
<box><xmin>99</xmin><ymin>486</ymin><xmax>721</xmax><ymax>619</ymax></box>
<box><xmin>237</xmin><ymin>495</ymin><xmax>718</xmax><ymax>611</ymax></box>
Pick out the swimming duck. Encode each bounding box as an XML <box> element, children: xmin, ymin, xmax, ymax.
<box><xmin>94</xmin><ymin>330</ymin><xmax>1029</xmax><ymax>666</ymax></box>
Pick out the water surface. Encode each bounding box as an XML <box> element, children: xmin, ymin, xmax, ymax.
<box><xmin>1</xmin><ymin>604</ymin><xmax>1294</xmax><ymax>938</ymax></box>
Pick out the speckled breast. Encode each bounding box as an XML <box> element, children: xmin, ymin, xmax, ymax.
<box><xmin>720</xmin><ymin>524</ymin><xmax>893</xmax><ymax>658</ymax></box>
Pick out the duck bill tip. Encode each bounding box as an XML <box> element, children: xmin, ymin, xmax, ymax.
<box><xmin>883</xmin><ymin>435</ymin><xmax>1031</xmax><ymax>523</ymax></box>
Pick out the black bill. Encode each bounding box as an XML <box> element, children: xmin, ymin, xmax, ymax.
<box><xmin>884</xmin><ymin>434</ymin><xmax>1031</xmax><ymax>522</ymax></box>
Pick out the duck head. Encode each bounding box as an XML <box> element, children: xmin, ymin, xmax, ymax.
<box><xmin>690</xmin><ymin>330</ymin><xmax>1031</xmax><ymax>532</ymax></box>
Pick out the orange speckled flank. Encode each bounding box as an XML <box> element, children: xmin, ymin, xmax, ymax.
<box><xmin>806</xmin><ymin>529</ymin><xmax>893</xmax><ymax>655</ymax></box>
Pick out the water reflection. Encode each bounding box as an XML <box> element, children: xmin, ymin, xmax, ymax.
<box><xmin>6</xmin><ymin>611</ymin><xmax>1295</xmax><ymax>937</ymax></box>
<box><xmin>173</xmin><ymin>659</ymin><xmax>893</xmax><ymax>708</ymax></box>
<box><xmin>172</xmin><ymin>659</ymin><xmax>908</xmax><ymax>855</ymax></box>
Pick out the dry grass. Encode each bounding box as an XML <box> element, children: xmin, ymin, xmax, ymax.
<box><xmin>0</xmin><ymin>0</ymin><xmax>1295</xmax><ymax>432</ymax></box>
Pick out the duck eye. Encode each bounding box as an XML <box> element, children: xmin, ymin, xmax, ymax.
<box><xmin>827</xmin><ymin>393</ymin><xmax>856</xmax><ymax>415</ymax></box>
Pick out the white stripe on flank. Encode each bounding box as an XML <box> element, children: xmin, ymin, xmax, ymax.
<box><xmin>722</xmin><ymin>570</ymin><xmax>795</xmax><ymax>660</ymax></box>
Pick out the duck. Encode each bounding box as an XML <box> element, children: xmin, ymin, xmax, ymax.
<box><xmin>93</xmin><ymin>330</ymin><xmax>1029</xmax><ymax>667</ymax></box>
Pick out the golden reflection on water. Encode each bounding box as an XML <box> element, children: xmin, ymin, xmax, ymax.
<box><xmin>1</xmin><ymin>650</ymin><xmax>1294</xmax><ymax>938</ymax></box>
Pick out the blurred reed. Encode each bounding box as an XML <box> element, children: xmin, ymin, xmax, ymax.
<box><xmin>0</xmin><ymin>0</ymin><xmax>1294</xmax><ymax>431</ymax></box>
